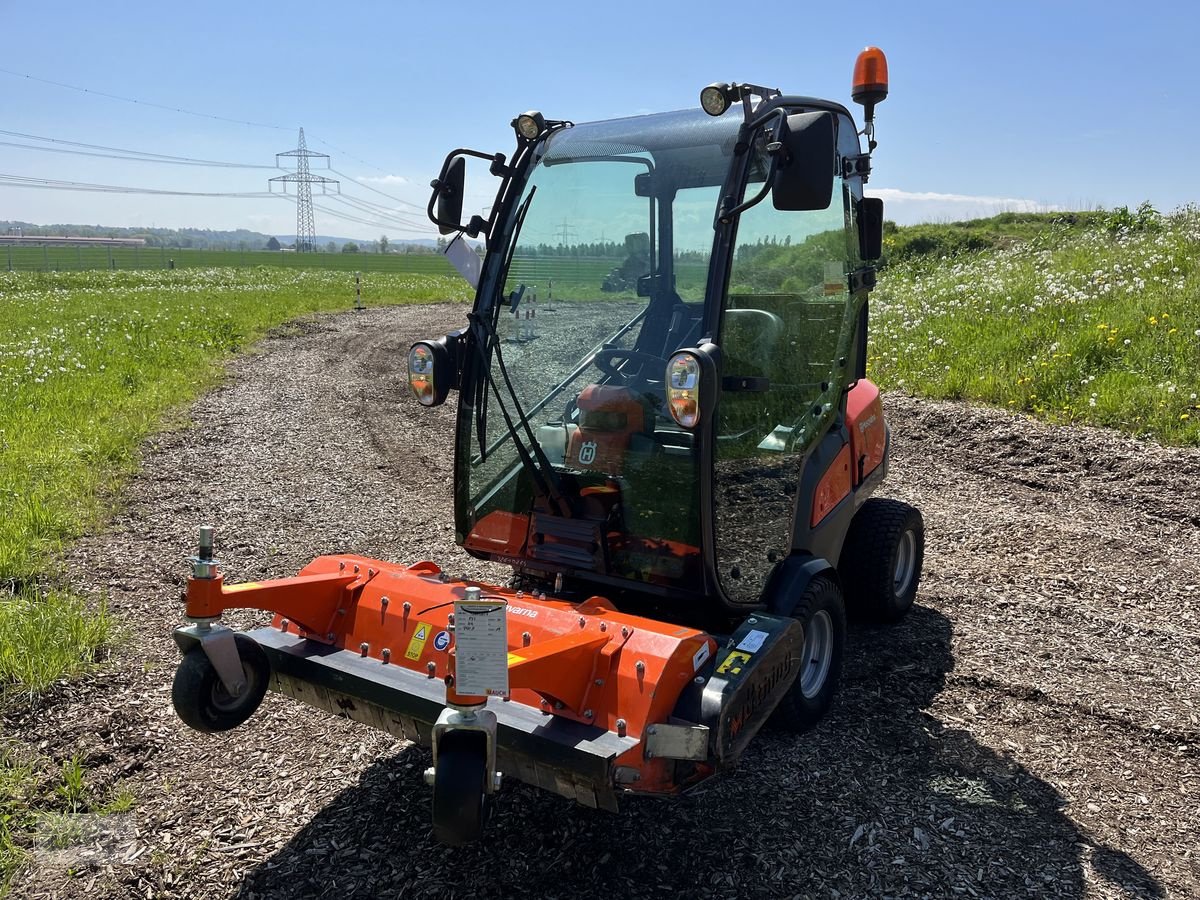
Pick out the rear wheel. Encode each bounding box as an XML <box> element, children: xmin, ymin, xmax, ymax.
<box><xmin>840</xmin><ymin>498</ymin><xmax>925</xmax><ymax>623</ymax></box>
<box><xmin>432</xmin><ymin>730</ymin><xmax>489</xmax><ymax>846</ymax></box>
<box><xmin>771</xmin><ymin>575</ymin><xmax>845</xmax><ymax>733</ymax></box>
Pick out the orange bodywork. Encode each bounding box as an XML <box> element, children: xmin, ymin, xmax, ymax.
<box><xmin>187</xmin><ymin>554</ymin><xmax>717</xmax><ymax>795</ymax></box>
<box><xmin>846</xmin><ymin>379</ymin><xmax>886</xmax><ymax>486</ymax></box>
<box><xmin>810</xmin><ymin>444</ymin><xmax>852</xmax><ymax>526</ymax></box>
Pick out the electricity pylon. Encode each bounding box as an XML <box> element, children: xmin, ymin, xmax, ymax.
<box><xmin>270</xmin><ymin>128</ymin><xmax>338</xmax><ymax>252</ymax></box>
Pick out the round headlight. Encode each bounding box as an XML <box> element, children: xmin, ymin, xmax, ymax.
<box><xmin>408</xmin><ymin>343</ymin><xmax>438</xmax><ymax>406</ymax></box>
<box><xmin>515</xmin><ymin>111</ymin><xmax>546</xmax><ymax>141</ymax></box>
<box><xmin>700</xmin><ymin>83</ymin><xmax>731</xmax><ymax>117</ymax></box>
<box><xmin>665</xmin><ymin>352</ymin><xmax>702</xmax><ymax>428</ymax></box>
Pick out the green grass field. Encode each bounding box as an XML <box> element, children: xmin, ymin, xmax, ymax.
<box><xmin>0</xmin><ymin>267</ymin><xmax>472</xmax><ymax>697</ymax></box>
<box><xmin>1</xmin><ymin>243</ymin><xmax>456</xmax><ymax>274</ymax></box>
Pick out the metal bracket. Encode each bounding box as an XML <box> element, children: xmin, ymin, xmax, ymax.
<box><xmin>849</xmin><ymin>267</ymin><xmax>877</xmax><ymax>294</ymax></box>
<box><xmin>426</xmin><ymin>706</ymin><xmax>503</xmax><ymax>794</ymax></box>
<box><xmin>180</xmin><ymin>622</ymin><xmax>247</xmax><ymax>696</ymax></box>
<box><xmin>842</xmin><ymin>153</ymin><xmax>871</xmax><ymax>180</ymax></box>
<box><xmin>643</xmin><ymin>723</ymin><xmax>710</xmax><ymax>761</ymax></box>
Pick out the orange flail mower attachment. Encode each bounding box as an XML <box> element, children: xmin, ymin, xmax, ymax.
<box><xmin>185</xmin><ymin>553</ymin><xmax>717</xmax><ymax>759</ymax></box>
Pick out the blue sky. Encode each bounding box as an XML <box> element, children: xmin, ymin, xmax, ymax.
<box><xmin>0</xmin><ymin>1</ymin><xmax>1194</xmax><ymax>240</ymax></box>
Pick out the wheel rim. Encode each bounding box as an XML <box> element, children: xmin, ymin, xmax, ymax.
<box><xmin>209</xmin><ymin>662</ymin><xmax>254</xmax><ymax>712</ymax></box>
<box><xmin>893</xmin><ymin>529</ymin><xmax>916</xmax><ymax>597</ymax></box>
<box><xmin>800</xmin><ymin>610</ymin><xmax>833</xmax><ymax>699</ymax></box>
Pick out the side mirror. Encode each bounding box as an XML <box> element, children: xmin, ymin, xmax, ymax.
<box><xmin>771</xmin><ymin>111</ymin><xmax>835</xmax><ymax>212</ymax></box>
<box><xmin>432</xmin><ymin>155</ymin><xmax>466</xmax><ymax>236</ymax></box>
<box><xmin>857</xmin><ymin>197</ymin><xmax>884</xmax><ymax>260</ymax></box>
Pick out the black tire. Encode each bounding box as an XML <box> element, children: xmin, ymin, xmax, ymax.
<box><xmin>770</xmin><ymin>575</ymin><xmax>846</xmax><ymax>733</ymax></box>
<box><xmin>432</xmin><ymin>730</ymin><xmax>489</xmax><ymax>846</ymax></box>
<box><xmin>171</xmin><ymin>633</ymin><xmax>270</xmax><ymax>733</ymax></box>
<box><xmin>839</xmin><ymin>497</ymin><xmax>925</xmax><ymax>623</ymax></box>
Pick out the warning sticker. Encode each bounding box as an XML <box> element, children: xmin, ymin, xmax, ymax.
<box><xmin>692</xmin><ymin>642</ymin><xmax>711</xmax><ymax>672</ymax></box>
<box><xmin>507</xmin><ymin>653</ymin><xmax>524</xmax><ymax>666</ymax></box>
<box><xmin>405</xmin><ymin>622</ymin><xmax>432</xmax><ymax>660</ymax></box>
<box><xmin>716</xmin><ymin>650</ymin><xmax>752</xmax><ymax>676</ymax></box>
<box><xmin>736</xmin><ymin>629</ymin><xmax>769</xmax><ymax>654</ymax></box>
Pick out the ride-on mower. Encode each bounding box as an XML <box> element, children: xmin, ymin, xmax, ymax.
<box><xmin>171</xmin><ymin>47</ymin><xmax>925</xmax><ymax>845</ymax></box>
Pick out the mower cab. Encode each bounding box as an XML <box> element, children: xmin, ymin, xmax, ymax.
<box><xmin>170</xmin><ymin>48</ymin><xmax>925</xmax><ymax>845</ymax></box>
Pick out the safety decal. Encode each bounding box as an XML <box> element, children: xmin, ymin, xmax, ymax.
<box><xmin>736</xmin><ymin>629</ymin><xmax>769</xmax><ymax>654</ymax></box>
<box><xmin>716</xmin><ymin>650</ymin><xmax>752</xmax><ymax>676</ymax></box>
<box><xmin>405</xmin><ymin>622</ymin><xmax>432</xmax><ymax>660</ymax></box>
<box><xmin>506</xmin><ymin>653</ymin><xmax>524</xmax><ymax>666</ymax></box>
<box><xmin>433</xmin><ymin>630</ymin><xmax>451</xmax><ymax>652</ymax></box>
<box><xmin>693</xmin><ymin>643</ymin><xmax>711</xmax><ymax>672</ymax></box>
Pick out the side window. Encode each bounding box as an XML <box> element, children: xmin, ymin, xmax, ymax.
<box><xmin>720</xmin><ymin>174</ymin><xmax>852</xmax><ymax>453</ymax></box>
<box><xmin>713</xmin><ymin>148</ymin><xmax>858</xmax><ymax>604</ymax></box>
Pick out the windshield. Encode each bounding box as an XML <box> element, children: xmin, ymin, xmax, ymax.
<box><xmin>459</xmin><ymin>108</ymin><xmax>744</xmax><ymax>586</ymax></box>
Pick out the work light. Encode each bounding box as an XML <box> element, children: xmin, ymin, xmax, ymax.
<box><xmin>515</xmin><ymin>111</ymin><xmax>546</xmax><ymax>141</ymax></box>
<box><xmin>699</xmin><ymin>83</ymin><xmax>732</xmax><ymax>117</ymax></box>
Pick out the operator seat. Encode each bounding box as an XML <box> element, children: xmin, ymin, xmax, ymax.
<box><xmin>566</xmin><ymin>384</ymin><xmax>655</xmax><ymax>474</ymax></box>
<box><xmin>722</xmin><ymin>307</ymin><xmax>784</xmax><ymax>377</ymax></box>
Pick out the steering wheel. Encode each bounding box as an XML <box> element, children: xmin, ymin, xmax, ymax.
<box><xmin>593</xmin><ymin>348</ymin><xmax>667</xmax><ymax>384</ymax></box>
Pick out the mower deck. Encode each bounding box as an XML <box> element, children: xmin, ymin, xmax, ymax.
<box><xmin>248</xmin><ymin>626</ymin><xmax>634</xmax><ymax>810</ymax></box>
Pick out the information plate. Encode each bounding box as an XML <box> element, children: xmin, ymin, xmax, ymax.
<box><xmin>453</xmin><ymin>598</ymin><xmax>509</xmax><ymax>697</ymax></box>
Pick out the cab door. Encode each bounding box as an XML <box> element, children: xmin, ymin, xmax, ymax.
<box><xmin>711</xmin><ymin>137</ymin><xmax>862</xmax><ymax>605</ymax></box>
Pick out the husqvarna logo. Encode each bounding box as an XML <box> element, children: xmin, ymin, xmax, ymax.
<box><xmin>578</xmin><ymin>441</ymin><xmax>597</xmax><ymax>465</ymax></box>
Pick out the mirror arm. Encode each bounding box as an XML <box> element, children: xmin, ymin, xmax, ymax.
<box><xmin>717</xmin><ymin>114</ymin><xmax>787</xmax><ymax>225</ymax></box>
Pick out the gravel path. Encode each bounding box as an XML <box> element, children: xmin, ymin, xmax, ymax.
<box><xmin>5</xmin><ymin>304</ymin><xmax>1198</xmax><ymax>899</ymax></box>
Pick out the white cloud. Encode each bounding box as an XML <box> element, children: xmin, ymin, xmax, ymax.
<box><xmin>868</xmin><ymin>187</ymin><xmax>1061</xmax><ymax>224</ymax></box>
<box><xmin>356</xmin><ymin>174</ymin><xmax>410</xmax><ymax>186</ymax></box>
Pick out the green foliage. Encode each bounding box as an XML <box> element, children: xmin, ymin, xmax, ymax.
<box><xmin>0</xmin><ymin>267</ymin><xmax>470</xmax><ymax>696</ymax></box>
<box><xmin>0</xmin><ymin>747</ymin><xmax>32</xmax><ymax>891</ymax></box>
<box><xmin>55</xmin><ymin>756</ymin><xmax>86</xmax><ymax>814</ymax></box>
<box><xmin>0</xmin><ymin>591</ymin><xmax>109</xmax><ymax>693</ymax></box>
<box><xmin>871</xmin><ymin>206</ymin><xmax>1200</xmax><ymax>445</ymax></box>
<box><xmin>1</xmin><ymin>244</ymin><xmax>449</xmax><ymax>273</ymax></box>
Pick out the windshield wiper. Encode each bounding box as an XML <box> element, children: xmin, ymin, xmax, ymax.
<box><xmin>468</xmin><ymin>308</ymin><xmax>575</xmax><ymax>519</ymax></box>
<box><xmin>477</xmin><ymin>306</ymin><xmax>647</xmax><ymax>460</ymax></box>
<box><xmin>475</xmin><ymin>186</ymin><xmax>537</xmax><ymax>457</ymax></box>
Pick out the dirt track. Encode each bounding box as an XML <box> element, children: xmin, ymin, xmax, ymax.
<box><xmin>5</xmin><ymin>304</ymin><xmax>1199</xmax><ymax>899</ymax></box>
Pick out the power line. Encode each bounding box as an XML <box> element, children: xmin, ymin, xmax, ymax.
<box><xmin>0</xmin><ymin>172</ymin><xmax>276</xmax><ymax>197</ymax></box>
<box><xmin>327</xmin><ymin>194</ymin><xmax>429</xmax><ymax>228</ymax></box>
<box><xmin>328</xmin><ymin>167</ymin><xmax>424</xmax><ymax>210</ymax></box>
<box><xmin>311</xmin><ymin>137</ymin><xmax>391</xmax><ymax>175</ymax></box>
<box><xmin>0</xmin><ymin>138</ymin><xmax>280</xmax><ymax>169</ymax></box>
<box><xmin>0</xmin><ymin>66</ymin><xmax>292</xmax><ymax>131</ymax></box>
<box><xmin>305</xmin><ymin>198</ymin><xmax>431</xmax><ymax>236</ymax></box>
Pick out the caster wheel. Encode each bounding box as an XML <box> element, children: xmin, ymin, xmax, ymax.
<box><xmin>432</xmin><ymin>730</ymin><xmax>490</xmax><ymax>846</ymax></box>
<box><xmin>172</xmin><ymin>633</ymin><xmax>270</xmax><ymax>732</ymax></box>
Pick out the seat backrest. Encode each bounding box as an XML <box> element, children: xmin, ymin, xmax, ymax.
<box><xmin>566</xmin><ymin>385</ymin><xmax>653</xmax><ymax>473</ymax></box>
<box><xmin>722</xmin><ymin>307</ymin><xmax>784</xmax><ymax>376</ymax></box>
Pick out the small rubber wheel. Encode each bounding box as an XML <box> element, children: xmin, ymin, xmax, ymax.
<box><xmin>171</xmin><ymin>633</ymin><xmax>270</xmax><ymax>733</ymax></box>
<box><xmin>432</xmin><ymin>730</ymin><xmax>489</xmax><ymax>846</ymax></box>
<box><xmin>840</xmin><ymin>498</ymin><xmax>925</xmax><ymax>623</ymax></box>
<box><xmin>770</xmin><ymin>575</ymin><xmax>846</xmax><ymax>733</ymax></box>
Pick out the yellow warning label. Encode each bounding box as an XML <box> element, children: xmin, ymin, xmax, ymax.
<box><xmin>716</xmin><ymin>650</ymin><xmax>752</xmax><ymax>676</ymax></box>
<box><xmin>507</xmin><ymin>653</ymin><xmax>524</xmax><ymax>666</ymax></box>
<box><xmin>405</xmin><ymin>622</ymin><xmax>432</xmax><ymax>660</ymax></box>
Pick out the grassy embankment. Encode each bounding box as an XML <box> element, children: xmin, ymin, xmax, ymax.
<box><xmin>871</xmin><ymin>206</ymin><xmax>1200</xmax><ymax>444</ymax></box>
